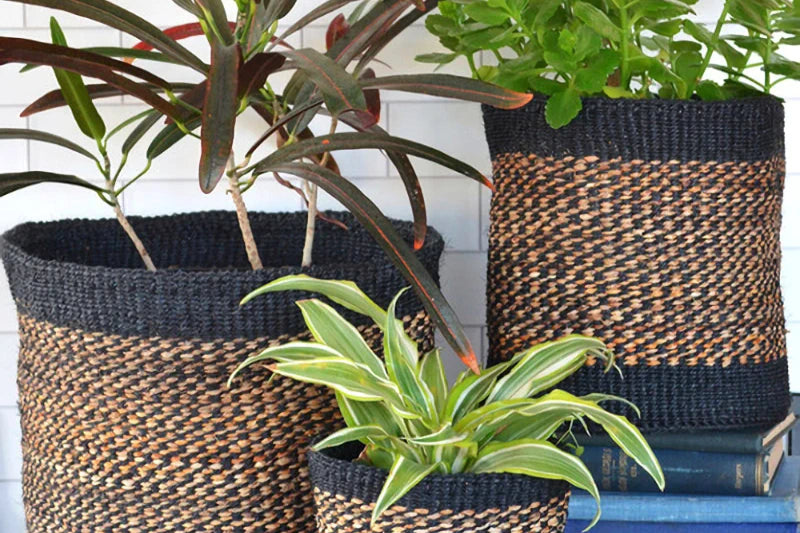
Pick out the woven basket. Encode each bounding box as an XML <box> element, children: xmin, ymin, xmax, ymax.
<box><xmin>0</xmin><ymin>211</ymin><xmax>443</xmax><ymax>533</ymax></box>
<box><xmin>308</xmin><ymin>442</ymin><xmax>570</xmax><ymax>533</ymax></box>
<box><xmin>483</xmin><ymin>97</ymin><xmax>790</xmax><ymax>432</ymax></box>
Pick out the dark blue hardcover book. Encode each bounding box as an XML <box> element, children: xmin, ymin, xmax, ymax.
<box><xmin>568</xmin><ymin>456</ymin><xmax>800</xmax><ymax>523</ymax></box>
<box><xmin>565</xmin><ymin>522</ymin><xmax>799</xmax><ymax>532</ymax></box>
<box><xmin>579</xmin><ymin>440</ymin><xmax>783</xmax><ymax>495</ymax></box>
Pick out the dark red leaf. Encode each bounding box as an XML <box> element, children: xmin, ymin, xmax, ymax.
<box><xmin>360</xmin><ymin>68</ymin><xmax>381</xmax><ymax>123</ymax></box>
<box><xmin>237</xmin><ymin>52</ymin><xmax>286</xmax><ymax>98</ymax></box>
<box><xmin>326</xmin><ymin>14</ymin><xmax>350</xmax><ymax>50</ymax></box>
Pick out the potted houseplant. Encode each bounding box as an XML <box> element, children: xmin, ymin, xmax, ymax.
<box><xmin>0</xmin><ymin>1</ymin><xmax>531</xmax><ymax>531</ymax></box>
<box><xmin>228</xmin><ymin>274</ymin><xmax>665</xmax><ymax>532</ymax></box>
<box><xmin>423</xmin><ymin>0</ymin><xmax>796</xmax><ymax>432</ymax></box>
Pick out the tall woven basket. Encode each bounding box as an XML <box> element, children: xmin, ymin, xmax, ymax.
<box><xmin>308</xmin><ymin>442</ymin><xmax>570</xmax><ymax>533</ymax></box>
<box><xmin>0</xmin><ymin>211</ymin><xmax>442</xmax><ymax>533</ymax></box>
<box><xmin>483</xmin><ymin>97</ymin><xmax>790</xmax><ymax>432</ymax></box>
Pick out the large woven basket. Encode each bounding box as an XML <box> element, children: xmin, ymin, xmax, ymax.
<box><xmin>0</xmin><ymin>211</ymin><xmax>443</xmax><ymax>533</ymax></box>
<box><xmin>308</xmin><ymin>442</ymin><xmax>570</xmax><ymax>533</ymax></box>
<box><xmin>483</xmin><ymin>97</ymin><xmax>790</xmax><ymax>432</ymax></box>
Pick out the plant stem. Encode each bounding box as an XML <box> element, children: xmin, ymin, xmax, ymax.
<box><xmin>98</xmin><ymin>145</ymin><xmax>156</xmax><ymax>272</ymax></box>
<box><xmin>300</xmin><ymin>117</ymin><xmax>338</xmax><ymax>268</ymax></box>
<box><xmin>619</xmin><ymin>5</ymin><xmax>631</xmax><ymax>89</ymax></box>
<box><xmin>687</xmin><ymin>0</ymin><xmax>731</xmax><ymax>98</ymax></box>
<box><xmin>301</xmin><ymin>181</ymin><xmax>318</xmax><ymax>268</ymax></box>
<box><xmin>109</xmin><ymin>186</ymin><xmax>157</xmax><ymax>272</ymax></box>
<box><xmin>227</xmin><ymin>155</ymin><xmax>264</xmax><ymax>270</ymax></box>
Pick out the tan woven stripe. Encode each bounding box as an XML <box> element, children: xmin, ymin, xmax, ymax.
<box><xmin>313</xmin><ymin>487</ymin><xmax>569</xmax><ymax>532</ymax></box>
<box><xmin>488</xmin><ymin>153</ymin><xmax>786</xmax><ymax>368</ymax></box>
<box><xmin>16</xmin><ymin>311</ymin><xmax>433</xmax><ymax>533</ymax></box>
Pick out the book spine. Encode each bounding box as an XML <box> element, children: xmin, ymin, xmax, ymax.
<box><xmin>566</xmin><ymin>521</ymin><xmax>799</xmax><ymax>533</ymax></box>
<box><xmin>576</xmin><ymin>433</ymin><xmax>764</xmax><ymax>453</ymax></box>
<box><xmin>580</xmin><ymin>446</ymin><xmax>764</xmax><ymax>495</ymax></box>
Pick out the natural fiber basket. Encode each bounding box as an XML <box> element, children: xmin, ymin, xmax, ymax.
<box><xmin>308</xmin><ymin>442</ymin><xmax>570</xmax><ymax>533</ymax></box>
<box><xmin>483</xmin><ymin>97</ymin><xmax>790</xmax><ymax>432</ymax></box>
<box><xmin>0</xmin><ymin>211</ymin><xmax>443</xmax><ymax>533</ymax></box>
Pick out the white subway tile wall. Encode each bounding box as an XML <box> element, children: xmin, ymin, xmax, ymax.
<box><xmin>0</xmin><ymin>1</ymin><xmax>797</xmax><ymax>529</ymax></box>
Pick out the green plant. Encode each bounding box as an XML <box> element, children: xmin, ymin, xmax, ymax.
<box><xmin>0</xmin><ymin>0</ymin><xmax>533</xmax><ymax>371</ymax></box>
<box><xmin>228</xmin><ymin>274</ymin><xmax>665</xmax><ymax>530</ymax></box>
<box><xmin>422</xmin><ymin>0</ymin><xmax>800</xmax><ymax>127</ymax></box>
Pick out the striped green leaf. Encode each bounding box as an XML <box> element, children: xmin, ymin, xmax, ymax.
<box><xmin>408</xmin><ymin>423</ymin><xmax>468</xmax><ymax>446</ymax></box>
<box><xmin>271</xmin><ymin>357</ymin><xmax>400</xmax><ymax>403</ymax></box>
<box><xmin>383</xmin><ymin>291</ymin><xmax>435</xmax><ymax>421</ymax></box>
<box><xmin>443</xmin><ymin>358</ymin><xmax>516</xmax><ymax>423</ymax></box>
<box><xmin>241</xmin><ymin>274</ymin><xmax>388</xmax><ymax>327</ymax></box>
<box><xmin>296</xmin><ymin>299</ymin><xmax>387</xmax><ymax>379</ymax></box>
<box><xmin>312</xmin><ymin>425</ymin><xmax>389</xmax><ymax>451</ymax></box>
<box><xmin>372</xmin><ymin>455</ymin><xmax>441</xmax><ymax>528</ymax></box>
<box><xmin>487</xmin><ymin>336</ymin><xmax>610</xmax><ymax>404</ymax></box>
<box><xmin>473</xmin><ymin>439</ymin><xmax>603</xmax><ymax>528</ymax></box>
<box><xmin>418</xmin><ymin>349</ymin><xmax>448</xmax><ymax>416</ymax></box>
<box><xmin>227</xmin><ymin>342</ymin><xmax>344</xmax><ymax>385</ymax></box>
<box><xmin>336</xmin><ymin>391</ymin><xmax>401</xmax><ymax>438</ymax></box>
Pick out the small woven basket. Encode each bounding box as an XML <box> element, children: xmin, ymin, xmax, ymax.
<box><xmin>483</xmin><ymin>97</ymin><xmax>790</xmax><ymax>432</ymax></box>
<box><xmin>0</xmin><ymin>211</ymin><xmax>443</xmax><ymax>533</ymax></box>
<box><xmin>308</xmin><ymin>442</ymin><xmax>570</xmax><ymax>533</ymax></box>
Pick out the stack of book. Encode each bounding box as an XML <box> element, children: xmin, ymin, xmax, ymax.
<box><xmin>564</xmin><ymin>398</ymin><xmax>800</xmax><ymax>532</ymax></box>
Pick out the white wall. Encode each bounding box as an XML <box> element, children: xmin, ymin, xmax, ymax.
<box><xmin>0</xmin><ymin>1</ymin><xmax>797</xmax><ymax>530</ymax></box>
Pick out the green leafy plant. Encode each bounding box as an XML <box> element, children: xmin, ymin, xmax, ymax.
<box><xmin>229</xmin><ymin>274</ymin><xmax>665</xmax><ymax>529</ymax></box>
<box><xmin>0</xmin><ymin>0</ymin><xmax>534</xmax><ymax>371</ymax></box>
<box><xmin>422</xmin><ymin>0</ymin><xmax>800</xmax><ymax>128</ymax></box>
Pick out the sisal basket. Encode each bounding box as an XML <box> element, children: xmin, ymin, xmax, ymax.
<box><xmin>483</xmin><ymin>97</ymin><xmax>790</xmax><ymax>431</ymax></box>
<box><xmin>308</xmin><ymin>442</ymin><xmax>570</xmax><ymax>533</ymax></box>
<box><xmin>0</xmin><ymin>211</ymin><xmax>443</xmax><ymax>532</ymax></box>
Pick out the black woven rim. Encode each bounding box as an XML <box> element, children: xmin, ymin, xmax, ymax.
<box><xmin>308</xmin><ymin>442</ymin><xmax>569</xmax><ymax>513</ymax></box>
<box><xmin>482</xmin><ymin>96</ymin><xmax>785</xmax><ymax>162</ymax></box>
<box><xmin>0</xmin><ymin>211</ymin><xmax>444</xmax><ymax>340</ymax></box>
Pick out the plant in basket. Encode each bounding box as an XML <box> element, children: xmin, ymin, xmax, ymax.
<box><xmin>420</xmin><ymin>0</ymin><xmax>796</xmax><ymax>432</ymax></box>
<box><xmin>0</xmin><ymin>1</ymin><xmax>532</xmax><ymax>531</ymax></box>
<box><xmin>229</xmin><ymin>274</ymin><xmax>664</xmax><ymax>532</ymax></box>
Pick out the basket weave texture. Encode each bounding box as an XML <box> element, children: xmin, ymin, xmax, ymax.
<box><xmin>0</xmin><ymin>211</ymin><xmax>443</xmax><ymax>533</ymax></box>
<box><xmin>308</xmin><ymin>442</ymin><xmax>570</xmax><ymax>533</ymax></box>
<box><xmin>483</xmin><ymin>97</ymin><xmax>790</xmax><ymax>431</ymax></box>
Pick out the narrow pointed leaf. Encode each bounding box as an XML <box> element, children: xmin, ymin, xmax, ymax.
<box><xmin>383</xmin><ymin>291</ymin><xmax>436</xmax><ymax>420</ymax></box>
<box><xmin>196</xmin><ymin>0</ymin><xmax>234</xmax><ymax>45</ymax></box>
<box><xmin>0</xmin><ymin>40</ymin><xmax>181</xmax><ymax>120</ymax></box>
<box><xmin>419</xmin><ymin>349</ymin><xmax>448</xmax><ymax>415</ymax></box>
<box><xmin>472</xmin><ymin>439</ymin><xmax>602</xmax><ymax>528</ymax></box>
<box><xmin>443</xmin><ymin>358</ymin><xmax>516</xmax><ymax>423</ymax></box>
<box><xmin>274</xmin><ymin>0</ymin><xmax>361</xmax><ymax>43</ymax></box>
<box><xmin>199</xmin><ymin>42</ymin><xmax>240</xmax><ymax>193</ymax></box>
<box><xmin>296</xmin><ymin>299</ymin><xmax>387</xmax><ymax>379</ymax></box>
<box><xmin>487</xmin><ymin>336</ymin><xmax>609</xmax><ymax>404</ymax></box>
<box><xmin>228</xmin><ymin>342</ymin><xmax>345</xmax><ymax>385</ymax></box>
<box><xmin>147</xmin><ymin>115</ymin><xmax>201</xmax><ymax>160</ymax></box>
<box><xmin>272</xmin><ymin>357</ymin><xmax>401</xmax><ymax>403</ymax></box>
<box><xmin>241</xmin><ymin>274</ymin><xmax>388</xmax><ymax>326</ymax></box>
<box><xmin>244</xmin><ymin>98</ymin><xmax>325</xmax><ymax>159</ymax></box>
<box><xmin>356</xmin><ymin>0</ymin><xmax>435</xmax><ymax>71</ymax></box>
<box><xmin>259</xmin><ymin>162</ymin><xmax>480</xmax><ymax>374</ymax></box>
<box><xmin>336</xmin><ymin>391</ymin><xmax>402</xmax><ymax>437</ymax></box>
<box><xmin>252</xmin><ymin>132</ymin><xmax>491</xmax><ymax>189</ymax></box>
<box><xmin>372</xmin><ymin>456</ymin><xmax>440</xmax><ymax>528</ymax></box>
<box><xmin>121</xmin><ymin>110</ymin><xmax>162</xmax><ymax>155</ymax></box>
<box><xmin>312</xmin><ymin>425</ymin><xmax>389</xmax><ymax>451</ymax></box>
<box><xmin>0</xmin><ymin>128</ymin><xmax>97</xmax><ymax>161</ymax></box>
<box><xmin>49</xmin><ymin>19</ymin><xmax>105</xmax><ymax>140</ymax></box>
<box><xmin>238</xmin><ymin>53</ymin><xmax>286</xmax><ymax>98</ymax></box>
<box><xmin>360</xmin><ymin>74</ymin><xmax>534</xmax><ymax>109</ymax></box>
<box><xmin>329</xmin><ymin>0</ymin><xmax>411</xmax><ymax>66</ymax></box>
<box><xmin>282</xmin><ymin>48</ymin><xmax>368</xmax><ymax>116</ymax></box>
<box><xmin>21</xmin><ymin>83</ymin><xmax>197</xmax><ymax>117</ymax></box>
<box><xmin>7</xmin><ymin>0</ymin><xmax>206</xmax><ymax>72</ymax></box>
<box><xmin>336</xmin><ymin>116</ymin><xmax>427</xmax><ymax>250</ymax></box>
<box><xmin>407</xmin><ymin>423</ymin><xmax>467</xmax><ymax>446</ymax></box>
<box><xmin>0</xmin><ymin>171</ymin><xmax>105</xmax><ymax>196</ymax></box>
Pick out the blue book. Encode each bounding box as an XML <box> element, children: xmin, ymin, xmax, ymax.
<box><xmin>567</xmin><ymin>456</ymin><xmax>800</xmax><ymax>523</ymax></box>
<box><xmin>578</xmin><ymin>439</ymin><xmax>784</xmax><ymax>495</ymax></box>
<box><xmin>566</xmin><ymin>522</ymin><xmax>800</xmax><ymax>532</ymax></box>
